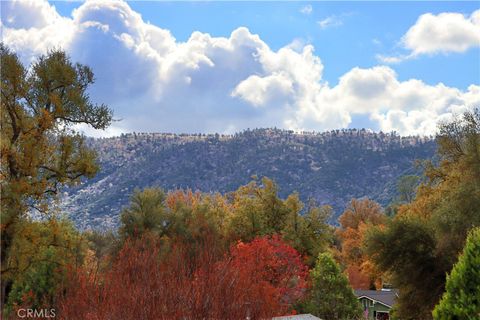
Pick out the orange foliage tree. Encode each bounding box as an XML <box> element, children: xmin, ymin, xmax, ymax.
<box><xmin>336</xmin><ymin>198</ymin><xmax>386</xmax><ymax>289</ymax></box>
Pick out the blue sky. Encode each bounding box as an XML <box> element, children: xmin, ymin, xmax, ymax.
<box><xmin>2</xmin><ymin>1</ymin><xmax>479</xmax><ymax>136</ymax></box>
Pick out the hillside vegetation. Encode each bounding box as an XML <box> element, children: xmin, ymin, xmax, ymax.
<box><xmin>61</xmin><ymin>128</ymin><xmax>436</xmax><ymax>229</ymax></box>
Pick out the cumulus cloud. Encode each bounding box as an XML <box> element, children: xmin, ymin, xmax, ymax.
<box><xmin>1</xmin><ymin>0</ymin><xmax>478</xmax><ymax>137</ymax></box>
<box><xmin>326</xmin><ymin>68</ymin><xmax>479</xmax><ymax>135</ymax></box>
<box><xmin>378</xmin><ymin>9</ymin><xmax>480</xmax><ymax>63</ymax></box>
<box><xmin>1</xmin><ymin>0</ymin><xmax>75</xmax><ymax>62</ymax></box>
<box><xmin>404</xmin><ymin>10</ymin><xmax>480</xmax><ymax>55</ymax></box>
<box><xmin>1</xmin><ymin>0</ymin><xmax>60</xmax><ymax>29</ymax></box>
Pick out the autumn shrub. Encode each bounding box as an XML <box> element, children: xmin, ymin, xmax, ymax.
<box><xmin>56</xmin><ymin>234</ymin><xmax>307</xmax><ymax>319</ymax></box>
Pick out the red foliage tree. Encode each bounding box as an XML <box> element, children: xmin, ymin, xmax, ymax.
<box><xmin>56</xmin><ymin>234</ymin><xmax>307</xmax><ymax>319</ymax></box>
<box><xmin>228</xmin><ymin>235</ymin><xmax>308</xmax><ymax>307</ymax></box>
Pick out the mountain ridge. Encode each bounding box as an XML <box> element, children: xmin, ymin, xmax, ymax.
<box><xmin>61</xmin><ymin>128</ymin><xmax>437</xmax><ymax>229</ymax></box>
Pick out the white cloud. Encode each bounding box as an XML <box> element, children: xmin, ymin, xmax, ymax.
<box><xmin>317</xmin><ymin>15</ymin><xmax>343</xmax><ymax>29</ymax></box>
<box><xmin>0</xmin><ymin>0</ymin><xmax>60</xmax><ymax>29</ymax></box>
<box><xmin>232</xmin><ymin>74</ymin><xmax>294</xmax><ymax>108</ymax></box>
<box><xmin>1</xmin><ymin>0</ymin><xmax>75</xmax><ymax>63</ymax></box>
<box><xmin>300</xmin><ymin>5</ymin><xmax>312</xmax><ymax>15</ymax></box>
<box><xmin>328</xmin><ymin>68</ymin><xmax>479</xmax><ymax>135</ymax></box>
<box><xmin>375</xmin><ymin>54</ymin><xmax>407</xmax><ymax>64</ymax></box>
<box><xmin>378</xmin><ymin>9</ymin><xmax>480</xmax><ymax>63</ymax></box>
<box><xmin>404</xmin><ymin>10</ymin><xmax>480</xmax><ymax>56</ymax></box>
<box><xmin>1</xmin><ymin>0</ymin><xmax>478</xmax><ymax>137</ymax></box>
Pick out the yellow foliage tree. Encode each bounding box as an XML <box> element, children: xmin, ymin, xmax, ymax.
<box><xmin>1</xmin><ymin>45</ymin><xmax>112</xmax><ymax>305</ymax></box>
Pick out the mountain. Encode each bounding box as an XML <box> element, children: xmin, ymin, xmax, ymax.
<box><xmin>60</xmin><ymin>128</ymin><xmax>437</xmax><ymax>230</ymax></box>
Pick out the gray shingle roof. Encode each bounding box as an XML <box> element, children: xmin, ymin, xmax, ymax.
<box><xmin>354</xmin><ymin>289</ymin><xmax>398</xmax><ymax>307</ymax></box>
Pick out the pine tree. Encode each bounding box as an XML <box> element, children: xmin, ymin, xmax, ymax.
<box><xmin>433</xmin><ymin>228</ymin><xmax>480</xmax><ymax>320</ymax></box>
<box><xmin>119</xmin><ymin>188</ymin><xmax>168</xmax><ymax>240</ymax></box>
<box><xmin>301</xmin><ymin>252</ymin><xmax>362</xmax><ymax>320</ymax></box>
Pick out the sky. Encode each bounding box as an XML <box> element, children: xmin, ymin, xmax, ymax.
<box><xmin>1</xmin><ymin>0</ymin><xmax>479</xmax><ymax>137</ymax></box>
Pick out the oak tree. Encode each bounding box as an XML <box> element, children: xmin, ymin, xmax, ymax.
<box><xmin>1</xmin><ymin>45</ymin><xmax>112</xmax><ymax>304</ymax></box>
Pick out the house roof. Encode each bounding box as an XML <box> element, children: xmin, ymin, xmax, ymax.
<box><xmin>354</xmin><ymin>290</ymin><xmax>398</xmax><ymax>308</ymax></box>
<box><xmin>273</xmin><ymin>314</ymin><xmax>322</xmax><ymax>320</ymax></box>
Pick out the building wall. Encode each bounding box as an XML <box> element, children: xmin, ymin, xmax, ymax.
<box><xmin>359</xmin><ymin>297</ymin><xmax>391</xmax><ymax>320</ymax></box>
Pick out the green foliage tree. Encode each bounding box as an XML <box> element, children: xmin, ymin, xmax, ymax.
<box><xmin>161</xmin><ymin>191</ymin><xmax>226</xmax><ymax>261</ymax></box>
<box><xmin>118</xmin><ymin>178</ymin><xmax>333</xmax><ymax>266</ymax></box>
<box><xmin>228</xmin><ymin>177</ymin><xmax>288</xmax><ymax>239</ymax></box>
<box><xmin>396</xmin><ymin>175</ymin><xmax>420</xmax><ymax>203</ymax></box>
<box><xmin>227</xmin><ymin>177</ymin><xmax>332</xmax><ymax>263</ymax></box>
<box><xmin>3</xmin><ymin>219</ymin><xmax>86</xmax><ymax>314</ymax></box>
<box><xmin>300</xmin><ymin>252</ymin><xmax>362</xmax><ymax>320</ymax></box>
<box><xmin>283</xmin><ymin>198</ymin><xmax>333</xmax><ymax>266</ymax></box>
<box><xmin>365</xmin><ymin>109</ymin><xmax>480</xmax><ymax>319</ymax></box>
<box><xmin>119</xmin><ymin>188</ymin><xmax>168</xmax><ymax>239</ymax></box>
<box><xmin>365</xmin><ymin>216</ymin><xmax>448</xmax><ymax>319</ymax></box>
<box><xmin>433</xmin><ymin>228</ymin><xmax>480</xmax><ymax>320</ymax></box>
<box><xmin>119</xmin><ymin>188</ymin><xmax>227</xmax><ymax>263</ymax></box>
<box><xmin>1</xmin><ymin>44</ymin><xmax>112</xmax><ymax>305</ymax></box>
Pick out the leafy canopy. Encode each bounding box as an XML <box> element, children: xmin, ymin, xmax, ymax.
<box><xmin>1</xmin><ymin>44</ymin><xmax>112</xmax><ymax>215</ymax></box>
<box><xmin>365</xmin><ymin>109</ymin><xmax>480</xmax><ymax>319</ymax></box>
<box><xmin>336</xmin><ymin>198</ymin><xmax>386</xmax><ymax>290</ymax></box>
<box><xmin>1</xmin><ymin>44</ymin><xmax>112</xmax><ymax>307</ymax></box>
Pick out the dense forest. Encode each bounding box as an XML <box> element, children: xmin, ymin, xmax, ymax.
<box><xmin>1</xmin><ymin>47</ymin><xmax>479</xmax><ymax>320</ymax></box>
<box><xmin>62</xmin><ymin>129</ymin><xmax>436</xmax><ymax>229</ymax></box>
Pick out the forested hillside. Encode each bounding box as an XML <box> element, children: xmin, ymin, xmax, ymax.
<box><xmin>61</xmin><ymin>128</ymin><xmax>436</xmax><ymax>229</ymax></box>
